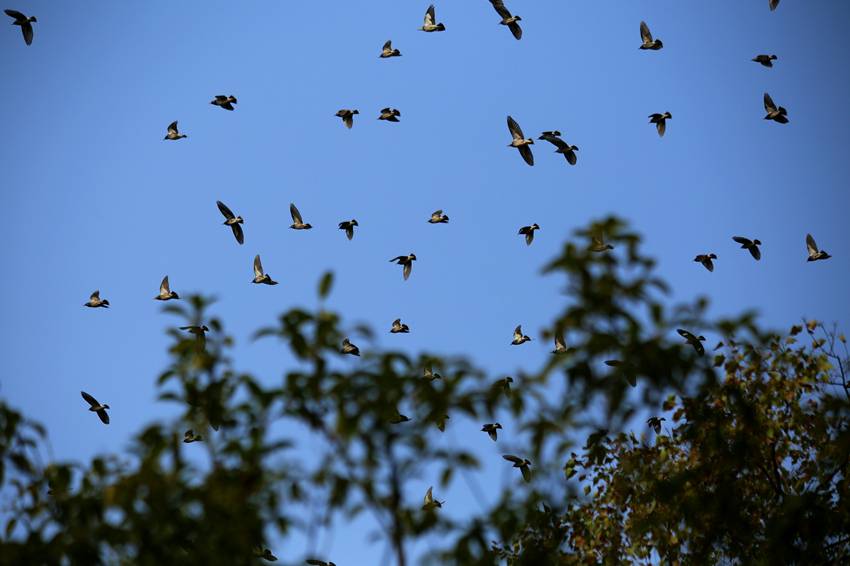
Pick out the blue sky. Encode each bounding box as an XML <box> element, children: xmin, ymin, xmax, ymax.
<box><xmin>2</xmin><ymin>1</ymin><xmax>849</xmax><ymax>563</ymax></box>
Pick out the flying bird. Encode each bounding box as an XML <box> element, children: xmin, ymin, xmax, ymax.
<box><xmin>183</xmin><ymin>430</ymin><xmax>203</xmax><ymax>443</ymax></box>
<box><xmin>210</xmin><ymin>95</ymin><xmax>237</xmax><ymax>110</ymax></box>
<box><xmin>154</xmin><ymin>276</ymin><xmax>179</xmax><ymax>300</ymax></box>
<box><xmin>752</xmin><ymin>54</ymin><xmax>778</xmax><ymax>68</ymax></box>
<box><xmin>380</xmin><ymin>40</ymin><xmax>401</xmax><ymax>58</ymax></box>
<box><xmin>552</xmin><ymin>332</ymin><xmax>569</xmax><ymax>354</ymax></box>
<box><xmin>733</xmin><ymin>236</ymin><xmax>762</xmax><ymax>260</ymax></box>
<box><xmin>306</xmin><ymin>560</ymin><xmax>337</xmax><ymax>566</ymax></box>
<box><xmin>482</xmin><ymin>423</ymin><xmax>503</xmax><ymax>441</ymax></box>
<box><xmin>422</xmin><ymin>486</ymin><xmax>444</xmax><ymax>510</ymax></box>
<box><xmin>494</xmin><ymin>376</ymin><xmax>514</xmax><ymax>396</ymax></box>
<box><xmin>769</xmin><ymin>0</ymin><xmax>780</xmax><ymax>11</ymax></box>
<box><xmin>590</xmin><ymin>235</ymin><xmax>614</xmax><ymax>252</ymax></box>
<box><xmin>423</xmin><ymin>364</ymin><xmax>442</xmax><ymax>381</ymax></box>
<box><xmin>428</xmin><ymin>210</ymin><xmax>449</xmax><ymax>223</ymax></box>
<box><xmin>649</xmin><ymin>112</ymin><xmax>672</xmax><ymax>137</ymax></box>
<box><xmin>341</xmin><ymin>338</ymin><xmax>360</xmax><ymax>356</ymax></box>
<box><xmin>253</xmin><ymin>547</ymin><xmax>277</xmax><ymax>561</ymax></box>
<box><xmin>538</xmin><ymin>131</ymin><xmax>578</xmax><ymax>164</ymax></box>
<box><xmin>488</xmin><ymin>0</ymin><xmax>522</xmax><ymax>40</ymax></box>
<box><xmin>677</xmin><ymin>328</ymin><xmax>706</xmax><ymax>356</ymax></box>
<box><xmin>511</xmin><ymin>325</ymin><xmax>531</xmax><ymax>345</ymax></box>
<box><xmin>639</xmin><ymin>21</ymin><xmax>663</xmax><ymax>50</ymax></box>
<box><xmin>647</xmin><ymin>416</ymin><xmax>666</xmax><ymax>435</ymax></box>
<box><xmin>503</xmin><ymin>454</ymin><xmax>532</xmax><ymax>482</ymax></box>
<box><xmin>81</xmin><ymin>391</ymin><xmax>110</xmax><ymax>425</ymax></box>
<box><xmin>419</xmin><ymin>4</ymin><xmax>445</xmax><ymax>32</ymax></box>
<box><xmin>335</xmin><ymin>109</ymin><xmax>359</xmax><ymax>129</ymax></box>
<box><xmin>338</xmin><ymin>219</ymin><xmax>358</xmax><ymax>240</ymax></box>
<box><xmin>4</xmin><ymin>9</ymin><xmax>35</xmax><ymax>45</ymax></box>
<box><xmin>390</xmin><ymin>254</ymin><xmax>417</xmax><ymax>280</ymax></box>
<box><xmin>84</xmin><ymin>290</ymin><xmax>109</xmax><ymax>308</ymax></box>
<box><xmin>252</xmin><ymin>255</ymin><xmax>278</xmax><ymax>285</ymax></box>
<box><xmin>164</xmin><ymin>121</ymin><xmax>187</xmax><ymax>140</ymax></box>
<box><xmin>763</xmin><ymin>93</ymin><xmax>789</xmax><ymax>124</ymax></box>
<box><xmin>507</xmin><ymin>116</ymin><xmax>534</xmax><ymax>166</ymax></box>
<box><xmin>518</xmin><ymin>224</ymin><xmax>540</xmax><ymax>246</ymax></box>
<box><xmin>390</xmin><ymin>318</ymin><xmax>410</xmax><ymax>333</ymax></box>
<box><xmin>179</xmin><ymin>325</ymin><xmax>209</xmax><ymax>345</ymax></box>
<box><xmin>390</xmin><ymin>411</ymin><xmax>411</xmax><ymax>424</ymax></box>
<box><xmin>289</xmin><ymin>203</ymin><xmax>312</xmax><ymax>230</ymax></box>
<box><xmin>378</xmin><ymin>107</ymin><xmax>401</xmax><ymax>122</ymax></box>
<box><xmin>694</xmin><ymin>253</ymin><xmax>718</xmax><ymax>272</ymax></box>
<box><xmin>216</xmin><ymin>200</ymin><xmax>244</xmax><ymax>244</ymax></box>
<box><xmin>806</xmin><ymin>234</ymin><xmax>831</xmax><ymax>262</ymax></box>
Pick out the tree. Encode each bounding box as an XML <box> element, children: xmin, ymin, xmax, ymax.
<box><xmin>1</xmin><ymin>218</ymin><xmax>848</xmax><ymax>565</ymax></box>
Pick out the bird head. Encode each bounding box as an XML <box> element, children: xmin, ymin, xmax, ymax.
<box><xmin>410</xmin><ymin>253</ymin><xmax>417</xmax><ymax>260</ymax></box>
<box><xmin>532</xmin><ymin>223</ymin><xmax>540</xmax><ymax>230</ymax></box>
<box><xmin>171</xmin><ymin>292</ymin><xmax>180</xmax><ymax>299</ymax></box>
<box><xmin>103</xmin><ymin>404</ymin><xmax>110</xmax><ymax>410</ymax></box>
<box><xmin>754</xmin><ymin>239</ymin><xmax>762</xmax><ymax>246</ymax></box>
<box><xmin>352</xmin><ymin>110</ymin><xmax>360</xmax><ymax>115</ymax></box>
<box><xmin>664</xmin><ymin>112</ymin><xmax>672</xmax><ymax>119</ymax></box>
<box><xmin>770</xmin><ymin>55</ymin><xmax>778</xmax><ymax>60</ymax></box>
<box><xmin>351</xmin><ymin>219</ymin><xmax>359</xmax><ymax>226</ymax></box>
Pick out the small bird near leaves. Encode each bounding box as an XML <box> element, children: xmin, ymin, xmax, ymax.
<box><xmin>306</xmin><ymin>560</ymin><xmax>336</xmax><ymax>566</ymax></box>
<box><xmin>503</xmin><ymin>454</ymin><xmax>532</xmax><ymax>482</ymax></box>
<box><xmin>338</xmin><ymin>219</ymin><xmax>358</xmax><ymax>240</ymax></box>
<box><xmin>507</xmin><ymin>115</ymin><xmax>534</xmax><ymax>166</ymax></box>
<box><xmin>482</xmin><ymin>423</ymin><xmax>503</xmax><ymax>441</ymax></box>
<box><xmin>163</xmin><ymin>121</ymin><xmax>187</xmax><ymax>140</ymax></box>
<box><xmin>378</xmin><ymin>107</ymin><xmax>401</xmax><ymax>122</ymax></box>
<box><xmin>494</xmin><ymin>376</ymin><xmax>514</xmax><ymax>396</ymax></box>
<box><xmin>604</xmin><ymin>360</ymin><xmax>637</xmax><ymax>387</ymax></box>
<box><xmin>422</xmin><ymin>486</ymin><xmax>444</xmax><ymax>510</ymax></box>
<box><xmin>81</xmin><ymin>391</ymin><xmax>110</xmax><ymax>425</ymax></box>
<box><xmin>335</xmin><ymin>109</ymin><xmax>359</xmax><ymax>129</ymax></box>
<box><xmin>518</xmin><ymin>224</ymin><xmax>540</xmax><ymax>246</ymax></box>
<box><xmin>341</xmin><ymin>338</ymin><xmax>360</xmax><ymax>356</ymax></box>
<box><xmin>436</xmin><ymin>414</ymin><xmax>450</xmax><ymax>432</ymax></box>
<box><xmin>253</xmin><ymin>547</ymin><xmax>277</xmax><ymax>561</ymax></box>
<box><xmin>183</xmin><ymin>430</ymin><xmax>203</xmax><ymax>443</ymax></box>
<box><xmin>646</xmin><ymin>417</ymin><xmax>666</xmax><ymax>434</ymax></box>
<box><xmin>210</xmin><ymin>95</ymin><xmax>237</xmax><ymax>110</ymax></box>
<box><xmin>649</xmin><ymin>112</ymin><xmax>672</xmax><ymax>137</ymax></box>
<box><xmin>639</xmin><ymin>21</ymin><xmax>663</xmax><ymax>50</ymax></box>
<box><xmin>733</xmin><ymin>236</ymin><xmax>762</xmax><ymax>260</ymax></box>
<box><xmin>419</xmin><ymin>4</ymin><xmax>445</xmax><ymax>32</ymax></box>
<box><xmin>694</xmin><ymin>253</ymin><xmax>718</xmax><ymax>272</ymax></box>
<box><xmin>380</xmin><ymin>39</ymin><xmax>401</xmax><ymax>58</ymax></box>
<box><xmin>538</xmin><ymin>131</ymin><xmax>578</xmax><ymax>165</ymax></box>
<box><xmin>390</xmin><ymin>253</ymin><xmax>417</xmax><ymax>281</ymax></box>
<box><xmin>428</xmin><ymin>210</ymin><xmax>449</xmax><ymax>224</ymax></box>
<box><xmin>590</xmin><ymin>235</ymin><xmax>614</xmax><ymax>252</ymax></box>
<box><xmin>84</xmin><ymin>290</ymin><xmax>110</xmax><ymax>308</ymax></box>
<box><xmin>252</xmin><ymin>255</ymin><xmax>278</xmax><ymax>285</ymax></box>
<box><xmin>677</xmin><ymin>328</ymin><xmax>706</xmax><ymax>355</ymax></box>
<box><xmin>423</xmin><ymin>364</ymin><xmax>442</xmax><ymax>381</ymax></box>
<box><xmin>511</xmin><ymin>325</ymin><xmax>531</xmax><ymax>345</ymax></box>
<box><xmin>488</xmin><ymin>0</ymin><xmax>522</xmax><ymax>40</ymax></box>
<box><xmin>179</xmin><ymin>325</ymin><xmax>209</xmax><ymax>346</ymax></box>
<box><xmin>154</xmin><ymin>276</ymin><xmax>179</xmax><ymax>300</ymax></box>
<box><xmin>552</xmin><ymin>332</ymin><xmax>570</xmax><ymax>354</ymax></box>
<box><xmin>390</xmin><ymin>411</ymin><xmax>411</xmax><ymax>424</ymax></box>
<box><xmin>763</xmin><ymin>93</ymin><xmax>789</xmax><ymax>124</ymax></box>
<box><xmin>806</xmin><ymin>234</ymin><xmax>831</xmax><ymax>262</ymax></box>
<box><xmin>4</xmin><ymin>9</ymin><xmax>36</xmax><ymax>45</ymax></box>
<box><xmin>752</xmin><ymin>54</ymin><xmax>778</xmax><ymax>68</ymax></box>
<box><xmin>289</xmin><ymin>203</ymin><xmax>312</xmax><ymax>230</ymax></box>
<box><xmin>216</xmin><ymin>200</ymin><xmax>244</xmax><ymax>244</ymax></box>
<box><xmin>390</xmin><ymin>318</ymin><xmax>410</xmax><ymax>333</ymax></box>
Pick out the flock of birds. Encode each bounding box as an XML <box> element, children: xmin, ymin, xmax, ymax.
<box><xmin>6</xmin><ymin>0</ymin><xmax>832</xmax><ymax>561</ymax></box>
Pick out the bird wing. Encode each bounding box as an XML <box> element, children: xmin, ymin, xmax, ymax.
<box><xmin>764</xmin><ymin>92</ymin><xmax>777</xmax><ymax>112</ymax></box>
<box><xmin>345</xmin><ymin>226</ymin><xmax>354</xmax><ymax>240</ymax></box>
<box><xmin>555</xmin><ymin>333</ymin><xmax>566</xmax><ymax>350</ymax></box>
<box><xmin>540</xmin><ymin>131</ymin><xmax>568</xmax><ymax>150</ymax></box>
<box><xmin>502</xmin><ymin>454</ymin><xmax>523</xmax><ymax>464</ymax></box>
<box><xmin>769</xmin><ymin>0</ymin><xmax>780</xmax><ymax>11</ymax></box>
<box><xmin>513</xmin><ymin>325</ymin><xmax>523</xmax><ymax>341</ymax></box>
<box><xmin>424</xmin><ymin>4</ymin><xmax>436</xmax><ymax>26</ymax></box>
<box><xmin>806</xmin><ymin>233</ymin><xmax>819</xmax><ymax>256</ymax></box>
<box><xmin>518</xmin><ymin>144</ymin><xmax>534</xmax><ymax>166</ymax></box>
<box><xmin>640</xmin><ymin>21</ymin><xmax>653</xmax><ymax>43</ymax></box>
<box><xmin>4</xmin><ymin>9</ymin><xmax>25</xmax><ymax>19</ymax></box>
<box><xmin>383</xmin><ymin>40</ymin><xmax>392</xmax><ymax>51</ymax></box>
<box><xmin>732</xmin><ymin>236</ymin><xmax>752</xmax><ymax>247</ymax></box>
<box><xmin>97</xmin><ymin>409</ymin><xmax>110</xmax><ymax>425</ymax></box>
<box><xmin>424</xmin><ymin>486</ymin><xmax>433</xmax><ymax>503</ymax></box>
<box><xmin>167</xmin><ymin>121</ymin><xmax>179</xmax><ymax>134</ymax></box>
<box><xmin>90</xmin><ymin>290</ymin><xmax>100</xmax><ymax>301</ymax></box>
<box><xmin>254</xmin><ymin>255</ymin><xmax>263</xmax><ymax>277</ymax></box>
<box><xmin>403</xmin><ymin>262</ymin><xmax>412</xmax><ymax>280</ymax></box>
<box><xmin>508</xmin><ymin>21</ymin><xmax>522</xmax><ymax>40</ymax></box>
<box><xmin>81</xmin><ymin>391</ymin><xmax>99</xmax><ymax>407</ymax></box>
<box><xmin>343</xmin><ymin>114</ymin><xmax>353</xmax><ymax>128</ymax></box>
<box><xmin>507</xmin><ymin>115</ymin><xmax>525</xmax><ymax>140</ymax></box>
<box><xmin>290</xmin><ymin>203</ymin><xmax>303</xmax><ymax>224</ymax></box>
<box><xmin>525</xmin><ymin>231</ymin><xmax>534</xmax><ymax>246</ymax></box>
<box><xmin>489</xmin><ymin>0</ymin><xmax>512</xmax><ymax>19</ymax></box>
<box><xmin>231</xmin><ymin>223</ymin><xmax>244</xmax><ymax>244</ymax></box>
<box><xmin>21</xmin><ymin>21</ymin><xmax>33</xmax><ymax>45</ymax></box>
<box><xmin>160</xmin><ymin>276</ymin><xmax>170</xmax><ymax>295</ymax></box>
<box><xmin>564</xmin><ymin>148</ymin><xmax>577</xmax><ymax>165</ymax></box>
<box><xmin>656</xmin><ymin>120</ymin><xmax>666</xmax><ymax>137</ymax></box>
<box><xmin>216</xmin><ymin>200</ymin><xmax>235</xmax><ymax>219</ymax></box>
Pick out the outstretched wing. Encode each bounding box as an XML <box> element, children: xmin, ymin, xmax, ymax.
<box><xmin>167</xmin><ymin>121</ymin><xmax>179</xmax><ymax>134</ymax></box>
<box><xmin>507</xmin><ymin>115</ymin><xmax>525</xmax><ymax>140</ymax></box>
<box><xmin>489</xmin><ymin>0</ymin><xmax>512</xmax><ymax>19</ymax></box>
<box><xmin>160</xmin><ymin>276</ymin><xmax>170</xmax><ymax>295</ymax></box>
<box><xmin>806</xmin><ymin>233</ymin><xmax>819</xmax><ymax>256</ymax></box>
<box><xmin>763</xmin><ymin>92</ymin><xmax>777</xmax><ymax>112</ymax></box>
<box><xmin>81</xmin><ymin>391</ymin><xmax>99</xmax><ymax>407</ymax></box>
<box><xmin>640</xmin><ymin>21</ymin><xmax>653</xmax><ymax>43</ymax></box>
<box><xmin>518</xmin><ymin>144</ymin><xmax>534</xmax><ymax>166</ymax></box>
<box><xmin>216</xmin><ymin>200</ymin><xmax>235</xmax><ymax>220</ymax></box>
<box><xmin>290</xmin><ymin>203</ymin><xmax>303</xmax><ymax>224</ymax></box>
<box><xmin>424</xmin><ymin>4</ymin><xmax>436</xmax><ymax>26</ymax></box>
<box><xmin>502</xmin><ymin>454</ymin><xmax>523</xmax><ymax>465</ymax></box>
<box><xmin>231</xmin><ymin>223</ymin><xmax>244</xmax><ymax>244</ymax></box>
<box><xmin>254</xmin><ymin>255</ymin><xmax>263</xmax><ymax>277</ymax></box>
<box><xmin>403</xmin><ymin>261</ymin><xmax>412</xmax><ymax>280</ymax></box>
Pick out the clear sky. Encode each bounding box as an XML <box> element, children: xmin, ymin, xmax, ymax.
<box><xmin>2</xmin><ymin>1</ymin><xmax>849</xmax><ymax>563</ymax></box>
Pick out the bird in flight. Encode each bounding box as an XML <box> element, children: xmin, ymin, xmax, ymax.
<box><xmin>552</xmin><ymin>332</ymin><xmax>570</xmax><ymax>354</ymax></box>
<box><xmin>253</xmin><ymin>547</ymin><xmax>277</xmax><ymax>562</ymax></box>
<box><xmin>763</xmin><ymin>93</ymin><xmax>789</xmax><ymax>124</ymax></box>
<box><xmin>511</xmin><ymin>325</ymin><xmax>531</xmax><ymax>345</ymax></box>
<box><xmin>639</xmin><ymin>21</ymin><xmax>663</xmax><ymax>50</ymax></box>
<box><xmin>482</xmin><ymin>422</ymin><xmax>502</xmax><ymax>441</ymax></box>
<box><xmin>341</xmin><ymin>338</ymin><xmax>360</xmax><ymax>356</ymax></box>
<box><xmin>378</xmin><ymin>108</ymin><xmax>401</xmax><ymax>122</ymax></box>
<box><xmin>338</xmin><ymin>219</ymin><xmax>358</xmax><ymax>240</ymax></box>
<box><xmin>590</xmin><ymin>234</ymin><xmax>614</xmax><ymax>252</ymax></box>
<box><xmin>769</xmin><ymin>0</ymin><xmax>780</xmax><ymax>11</ymax></box>
<box><xmin>488</xmin><ymin>0</ymin><xmax>522</xmax><ymax>40</ymax></box>
<box><xmin>428</xmin><ymin>210</ymin><xmax>449</xmax><ymax>224</ymax></box>
<box><xmin>216</xmin><ymin>200</ymin><xmax>244</xmax><ymax>244</ymax></box>
<box><xmin>649</xmin><ymin>112</ymin><xmax>672</xmax><ymax>137</ymax></box>
<box><xmin>694</xmin><ymin>253</ymin><xmax>718</xmax><ymax>272</ymax></box>
<box><xmin>518</xmin><ymin>224</ymin><xmax>540</xmax><ymax>246</ymax></box>
<box><xmin>380</xmin><ymin>40</ymin><xmax>401</xmax><ymax>58</ymax></box>
<box><xmin>494</xmin><ymin>376</ymin><xmax>514</xmax><ymax>397</ymax></box>
<box><xmin>84</xmin><ymin>290</ymin><xmax>110</xmax><ymax>308</ymax></box>
<box><xmin>252</xmin><ymin>255</ymin><xmax>278</xmax><ymax>285</ymax></box>
<box><xmin>4</xmin><ymin>9</ymin><xmax>36</xmax><ymax>45</ymax></box>
<box><xmin>507</xmin><ymin>116</ymin><xmax>534</xmax><ymax>166</ymax></box>
<box><xmin>538</xmin><ymin>131</ymin><xmax>578</xmax><ymax>164</ymax></box>
<box><xmin>419</xmin><ymin>5</ymin><xmax>445</xmax><ymax>32</ymax></box>
<box><xmin>306</xmin><ymin>560</ymin><xmax>337</xmax><ymax>566</ymax></box>
<box><xmin>289</xmin><ymin>203</ymin><xmax>312</xmax><ymax>230</ymax></box>
<box><xmin>677</xmin><ymin>328</ymin><xmax>706</xmax><ymax>356</ymax></box>
<box><xmin>164</xmin><ymin>121</ymin><xmax>187</xmax><ymax>140</ymax></box>
<box><xmin>183</xmin><ymin>430</ymin><xmax>203</xmax><ymax>443</ymax></box>
<box><xmin>422</xmin><ymin>486</ymin><xmax>444</xmax><ymax>510</ymax></box>
<box><xmin>390</xmin><ymin>253</ymin><xmax>417</xmax><ymax>280</ymax></box>
<box><xmin>423</xmin><ymin>364</ymin><xmax>442</xmax><ymax>381</ymax></box>
<box><xmin>154</xmin><ymin>276</ymin><xmax>179</xmax><ymax>300</ymax></box>
<box><xmin>179</xmin><ymin>325</ymin><xmax>209</xmax><ymax>346</ymax></box>
<box><xmin>752</xmin><ymin>54</ymin><xmax>778</xmax><ymax>68</ymax></box>
<box><xmin>210</xmin><ymin>95</ymin><xmax>237</xmax><ymax>111</ymax></box>
<box><xmin>335</xmin><ymin>109</ymin><xmax>359</xmax><ymax>129</ymax></box>
<box><xmin>390</xmin><ymin>318</ymin><xmax>410</xmax><ymax>333</ymax></box>
<box><xmin>81</xmin><ymin>391</ymin><xmax>110</xmax><ymax>425</ymax></box>
<box><xmin>733</xmin><ymin>236</ymin><xmax>762</xmax><ymax>260</ymax></box>
<box><xmin>806</xmin><ymin>234</ymin><xmax>831</xmax><ymax>262</ymax></box>
<box><xmin>503</xmin><ymin>454</ymin><xmax>532</xmax><ymax>482</ymax></box>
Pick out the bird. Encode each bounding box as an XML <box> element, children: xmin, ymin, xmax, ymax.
<box><xmin>154</xmin><ymin>276</ymin><xmax>179</xmax><ymax>300</ymax></box>
<box><xmin>390</xmin><ymin>411</ymin><xmax>411</xmax><ymax>424</ymax></box>
<box><xmin>289</xmin><ymin>203</ymin><xmax>312</xmax><ymax>230</ymax></box>
<box><xmin>507</xmin><ymin>116</ymin><xmax>534</xmax><ymax>166</ymax></box>
<box><xmin>253</xmin><ymin>547</ymin><xmax>277</xmax><ymax>561</ymax></box>
<box><xmin>422</xmin><ymin>364</ymin><xmax>442</xmax><ymax>381</ymax></box>
<box><xmin>422</xmin><ymin>486</ymin><xmax>444</xmax><ymax>510</ymax></box>
<box><xmin>390</xmin><ymin>254</ymin><xmax>417</xmax><ymax>281</ymax></box>
<box><xmin>380</xmin><ymin>40</ymin><xmax>401</xmax><ymax>58</ymax></box>
<box><xmin>252</xmin><ymin>255</ymin><xmax>278</xmax><ymax>285</ymax></box>
<box><xmin>552</xmin><ymin>332</ymin><xmax>570</xmax><ymax>354</ymax></box>
<box><xmin>511</xmin><ymin>325</ymin><xmax>531</xmax><ymax>345</ymax></box>
<box><xmin>341</xmin><ymin>338</ymin><xmax>360</xmax><ymax>356</ymax></box>
<box><xmin>335</xmin><ymin>109</ymin><xmax>359</xmax><ymax>129</ymax></box>
<box><xmin>806</xmin><ymin>234</ymin><xmax>831</xmax><ymax>262</ymax></box>
<box><xmin>694</xmin><ymin>254</ymin><xmax>718</xmax><ymax>272</ymax></box>
<box><xmin>733</xmin><ymin>236</ymin><xmax>762</xmax><ymax>260</ymax></box>
<box><xmin>752</xmin><ymin>54</ymin><xmax>778</xmax><ymax>68</ymax></box>
<box><xmin>494</xmin><ymin>376</ymin><xmax>514</xmax><ymax>396</ymax></box>
<box><xmin>482</xmin><ymin>423</ymin><xmax>502</xmax><ymax>441</ymax></box>
<box><xmin>648</xmin><ymin>112</ymin><xmax>672</xmax><ymax>137</ymax></box>
<box><xmin>419</xmin><ymin>4</ymin><xmax>445</xmax><ymax>32</ymax></box>
<box><xmin>163</xmin><ymin>121</ymin><xmax>187</xmax><ymax>140</ymax></box>
<box><xmin>590</xmin><ymin>235</ymin><xmax>614</xmax><ymax>252</ymax></box>
<box><xmin>338</xmin><ymin>219</ymin><xmax>358</xmax><ymax>240</ymax></box>
<box><xmin>390</xmin><ymin>319</ymin><xmax>410</xmax><ymax>333</ymax></box>
<box><xmin>639</xmin><ymin>21</ymin><xmax>663</xmax><ymax>50</ymax></box>
<box><xmin>4</xmin><ymin>9</ymin><xmax>35</xmax><ymax>45</ymax></box>
<box><xmin>518</xmin><ymin>224</ymin><xmax>540</xmax><ymax>246</ymax></box>
<box><xmin>604</xmin><ymin>360</ymin><xmax>637</xmax><ymax>388</ymax></box>
<box><xmin>435</xmin><ymin>414</ymin><xmax>450</xmax><ymax>432</ymax></box>
<box><xmin>428</xmin><ymin>210</ymin><xmax>449</xmax><ymax>223</ymax></box>
<box><xmin>677</xmin><ymin>328</ymin><xmax>706</xmax><ymax>356</ymax></box>
<box><xmin>646</xmin><ymin>417</ymin><xmax>666</xmax><ymax>434</ymax></box>
<box><xmin>84</xmin><ymin>290</ymin><xmax>110</xmax><ymax>308</ymax></box>
<box><xmin>503</xmin><ymin>454</ymin><xmax>532</xmax><ymax>482</ymax></box>
<box><xmin>763</xmin><ymin>93</ymin><xmax>789</xmax><ymax>124</ymax></box>
<box><xmin>488</xmin><ymin>0</ymin><xmax>522</xmax><ymax>40</ymax></box>
<box><xmin>538</xmin><ymin>131</ymin><xmax>578</xmax><ymax>165</ymax></box>
<box><xmin>179</xmin><ymin>325</ymin><xmax>209</xmax><ymax>344</ymax></box>
<box><xmin>81</xmin><ymin>391</ymin><xmax>110</xmax><ymax>425</ymax></box>
<box><xmin>378</xmin><ymin>108</ymin><xmax>401</xmax><ymax>122</ymax></box>
<box><xmin>769</xmin><ymin>0</ymin><xmax>780</xmax><ymax>11</ymax></box>
<box><xmin>183</xmin><ymin>430</ymin><xmax>203</xmax><ymax>443</ymax></box>
<box><xmin>210</xmin><ymin>95</ymin><xmax>237</xmax><ymax>111</ymax></box>
<box><xmin>216</xmin><ymin>200</ymin><xmax>244</xmax><ymax>244</ymax></box>
<box><xmin>306</xmin><ymin>560</ymin><xmax>337</xmax><ymax>566</ymax></box>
